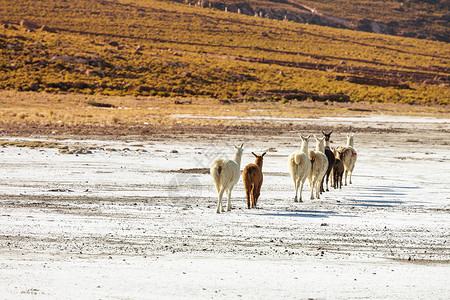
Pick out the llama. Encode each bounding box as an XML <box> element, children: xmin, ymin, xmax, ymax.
<box><xmin>337</xmin><ymin>134</ymin><xmax>357</xmax><ymax>185</ymax></box>
<box><xmin>332</xmin><ymin>148</ymin><xmax>344</xmax><ymax>189</ymax></box>
<box><xmin>288</xmin><ymin>134</ymin><xmax>312</xmax><ymax>202</ymax></box>
<box><xmin>210</xmin><ymin>143</ymin><xmax>244</xmax><ymax>213</ymax></box>
<box><xmin>243</xmin><ymin>152</ymin><xmax>266</xmax><ymax>209</ymax></box>
<box><xmin>308</xmin><ymin>136</ymin><xmax>328</xmax><ymax>199</ymax></box>
<box><xmin>321</xmin><ymin>131</ymin><xmax>336</xmax><ymax>192</ymax></box>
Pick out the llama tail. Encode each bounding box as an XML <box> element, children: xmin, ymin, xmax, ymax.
<box><xmin>243</xmin><ymin>167</ymin><xmax>259</xmax><ymax>189</ymax></box>
<box><xmin>308</xmin><ymin>149</ymin><xmax>316</xmax><ymax>161</ymax></box>
<box><xmin>288</xmin><ymin>154</ymin><xmax>297</xmax><ymax>176</ymax></box>
<box><xmin>341</xmin><ymin>148</ymin><xmax>356</xmax><ymax>161</ymax></box>
<box><xmin>293</xmin><ymin>153</ymin><xmax>302</xmax><ymax>165</ymax></box>
<box><xmin>211</xmin><ymin>159</ymin><xmax>224</xmax><ymax>192</ymax></box>
<box><xmin>308</xmin><ymin>150</ymin><xmax>316</xmax><ymax>170</ymax></box>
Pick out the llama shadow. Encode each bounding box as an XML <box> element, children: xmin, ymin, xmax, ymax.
<box><xmin>247</xmin><ymin>209</ymin><xmax>342</xmax><ymax>219</ymax></box>
<box><xmin>347</xmin><ymin>200</ymin><xmax>400</xmax><ymax>208</ymax></box>
<box><xmin>364</xmin><ymin>186</ymin><xmax>422</xmax><ymax>194</ymax></box>
<box><xmin>343</xmin><ymin>185</ymin><xmax>424</xmax><ymax>207</ymax></box>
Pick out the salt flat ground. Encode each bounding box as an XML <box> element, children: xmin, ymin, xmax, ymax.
<box><xmin>0</xmin><ymin>116</ymin><xmax>449</xmax><ymax>299</ymax></box>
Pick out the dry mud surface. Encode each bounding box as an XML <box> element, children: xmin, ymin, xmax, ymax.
<box><xmin>0</xmin><ymin>115</ymin><xmax>449</xmax><ymax>299</ymax></box>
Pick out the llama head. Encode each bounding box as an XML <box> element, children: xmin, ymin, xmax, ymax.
<box><xmin>299</xmin><ymin>134</ymin><xmax>311</xmax><ymax>142</ymax></box>
<box><xmin>252</xmin><ymin>152</ymin><xmax>266</xmax><ymax>167</ymax></box>
<box><xmin>233</xmin><ymin>143</ymin><xmax>244</xmax><ymax>152</ymax></box>
<box><xmin>346</xmin><ymin>134</ymin><xmax>354</xmax><ymax>147</ymax></box>
<box><xmin>299</xmin><ymin>134</ymin><xmax>311</xmax><ymax>152</ymax></box>
<box><xmin>314</xmin><ymin>135</ymin><xmax>325</xmax><ymax>152</ymax></box>
<box><xmin>233</xmin><ymin>143</ymin><xmax>244</xmax><ymax>161</ymax></box>
<box><xmin>322</xmin><ymin>130</ymin><xmax>333</xmax><ymax>142</ymax></box>
<box><xmin>314</xmin><ymin>134</ymin><xmax>325</xmax><ymax>142</ymax></box>
<box><xmin>299</xmin><ymin>133</ymin><xmax>311</xmax><ymax>143</ymax></box>
<box><xmin>322</xmin><ymin>130</ymin><xmax>332</xmax><ymax>148</ymax></box>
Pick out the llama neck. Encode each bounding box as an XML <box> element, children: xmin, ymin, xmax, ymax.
<box><xmin>300</xmin><ymin>141</ymin><xmax>308</xmax><ymax>153</ymax></box>
<box><xmin>347</xmin><ymin>137</ymin><xmax>354</xmax><ymax>147</ymax></box>
<box><xmin>325</xmin><ymin>140</ymin><xmax>331</xmax><ymax>148</ymax></box>
<box><xmin>234</xmin><ymin>151</ymin><xmax>242</xmax><ymax>167</ymax></box>
<box><xmin>255</xmin><ymin>159</ymin><xmax>263</xmax><ymax>169</ymax></box>
<box><xmin>316</xmin><ymin>142</ymin><xmax>325</xmax><ymax>153</ymax></box>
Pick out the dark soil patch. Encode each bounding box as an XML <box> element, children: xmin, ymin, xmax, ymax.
<box><xmin>169</xmin><ymin>168</ymin><xmax>210</xmax><ymax>174</ymax></box>
<box><xmin>0</xmin><ymin>121</ymin><xmax>407</xmax><ymax>138</ymax></box>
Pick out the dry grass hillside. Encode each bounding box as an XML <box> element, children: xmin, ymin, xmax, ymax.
<box><xmin>0</xmin><ymin>0</ymin><xmax>448</xmax><ymax>107</ymax></box>
<box><xmin>180</xmin><ymin>0</ymin><xmax>449</xmax><ymax>42</ymax></box>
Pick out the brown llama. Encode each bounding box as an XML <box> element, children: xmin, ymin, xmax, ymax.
<box><xmin>243</xmin><ymin>152</ymin><xmax>266</xmax><ymax>209</ymax></box>
<box><xmin>332</xmin><ymin>148</ymin><xmax>345</xmax><ymax>189</ymax></box>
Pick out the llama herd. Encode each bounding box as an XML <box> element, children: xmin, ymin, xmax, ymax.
<box><xmin>210</xmin><ymin>132</ymin><xmax>357</xmax><ymax>213</ymax></box>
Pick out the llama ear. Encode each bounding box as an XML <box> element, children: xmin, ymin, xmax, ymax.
<box><xmin>240</xmin><ymin>143</ymin><xmax>244</xmax><ymax>148</ymax></box>
<box><xmin>329</xmin><ymin>130</ymin><xmax>333</xmax><ymax>135</ymax></box>
<box><xmin>322</xmin><ymin>130</ymin><xmax>326</xmax><ymax>136</ymax></box>
<box><xmin>261</xmin><ymin>152</ymin><xmax>266</xmax><ymax>157</ymax></box>
<box><xmin>306</xmin><ymin>134</ymin><xmax>311</xmax><ymax>139</ymax></box>
<box><xmin>252</xmin><ymin>152</ymin><xmax>257</xmax><ymax>157</ymax></box>
<box><xmin>314</xmin><ymin>134</ymin><xmax>318</xmax><ymax>140</ymax></box>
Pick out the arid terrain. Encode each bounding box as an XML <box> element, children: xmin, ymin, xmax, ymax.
<box><xmin>1</xmin><ymin>0</ymin><xmax>449</xmax><ymax>297</ymax></box>
<box><xmin>0</xmin><ymin>113</ymin><xmax>449</xmax><ymax>298</ymax></box>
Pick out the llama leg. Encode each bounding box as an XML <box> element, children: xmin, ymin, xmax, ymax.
<box><xmin>251</xmin><ymin>185</ymin><xmax>256</xmax><ymax>208</ymax></box>
<box><xmin>344</xmin><ymin>169</ymin><xmax>348</xmax><ymax>186</ymax></box>
<box><xmin>330</xmin><ymin>173</ymin><xmax>333</xmax><ymax>189</ymax></box>
<box><xmin>335</xmin><ymin>175</ymin><xmax>338</xmax><ymax>189</ymax></box>
<box><xmin>326</xmin><ymin>173</ymin><xmax>330</xmax><ymax>192</ymax></box>
<box><xmin>310</xmin><ymin>178</ymin><xmax>315</xmax><ymax>200</ymax></box>
<box><xmin>330</xmin><ymin>169</ymin><xmax>334</xmax><ymax>189</ymax></box>
<box><xmin>217</xmin><ymin>188</ymin><xmax>225</xmax><ymax>213</ymax></box>
<box><xmin>254</xmin><ymin>183</ymin><xmax>261</xmax><ymax>208</ymax></box>
<box><xmin>317</xmin><ymin>181</ymin><xmax>321</xmax><ymax>199</ymax></box>
<box><xmin>252</xmin><ymin>188</ymin><xmax>256</xmax><ymax>208</ymax></box>
<box><xmin>299</xmin><ymin>179</ymin><xmax>304</xmax><ymax>202</ymax></box>
<box><xmin>294</xmin><ymin>178</ymin><xmax>300</xmax><ymax>202</ymax></box>
<box><xmin>246</xmin><ymin>187</ymin><xmax>251</xmax><ymax>209</ymax></box>
<box><xmin>349</xmin><ymin>165</ymin><xmax>354</xmax><ymax>184</ymax></box>
<box><xmin>226</xmin><ymin>188</ymin><xmax>232</xmax><ymax>211</ymax></box>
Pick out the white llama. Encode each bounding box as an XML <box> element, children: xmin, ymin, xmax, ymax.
<box><xmin>338</xmin><ymin>134</ymin><xmax>357</xmax><ymax>185</ymax></box>
<box><xmin>288</xmin><ymin>134</ymin><xmax>312</xmax><ymax>202</ymax></box>
<box><xmin>308</xmin><ymin>135</ymin><xmax>328</xmax><ymax>199</ymax></box>
<box><xmin>210</xmin><ymin>144</ymin><xmax>244</xmax><ymax>213</ymax></box>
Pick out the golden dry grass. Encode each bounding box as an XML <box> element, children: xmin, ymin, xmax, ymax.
<box><xmin>0</xmin><ymin>90</ymin><xmax>448</xmax><ymax>136</ymax></box>
<box><xmin>1</xmin><ymin>0</ymin><xmax>449</xmax><ymax>106</ymax></box>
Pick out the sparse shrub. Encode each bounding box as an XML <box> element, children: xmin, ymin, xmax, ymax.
<box><xmin>87</xmin><ymin>101</ymin><xmax>115</xmax><ymax>108</ymax></box>
<box><xmin>244</xmin><ymin>96</ymin><xmax>256</xmax><ymax>102</ymax></box>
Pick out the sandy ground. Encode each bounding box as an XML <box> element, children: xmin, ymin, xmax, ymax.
<box><xmin>0</xmin><ymin>115</ymin><xmax>449</xmax><ymax>299</ymax></box>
